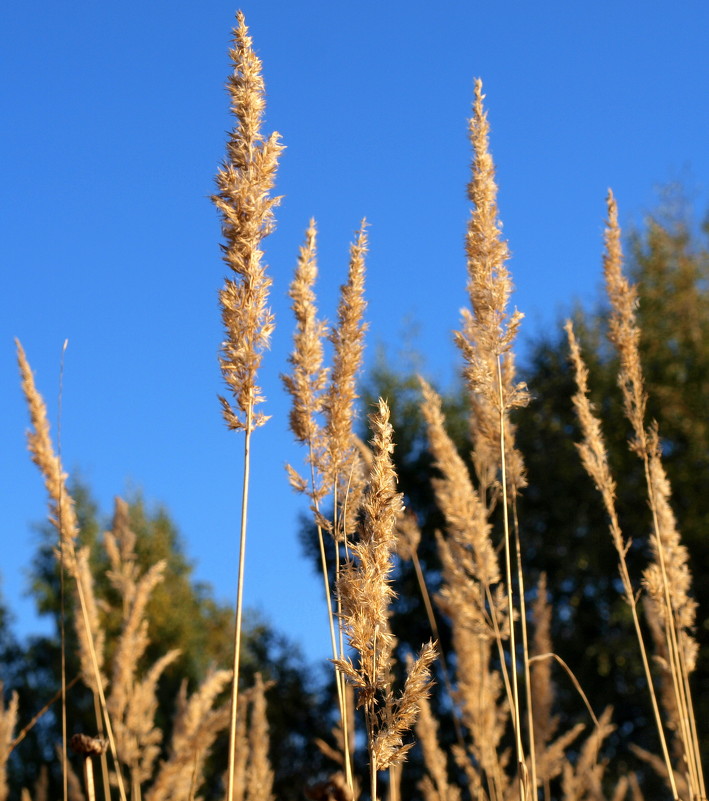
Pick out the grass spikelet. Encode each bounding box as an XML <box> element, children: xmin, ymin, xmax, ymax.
<box><xmin>323</xmin><ymin>222</ymin><xmax>369</xmax><ymax>542</ymax></box>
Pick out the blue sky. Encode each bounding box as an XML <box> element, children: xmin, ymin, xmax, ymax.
<box><xmin>3</xmin><ymin>0</ymin><xmax>709</xmax><ymax>665</ymax></box>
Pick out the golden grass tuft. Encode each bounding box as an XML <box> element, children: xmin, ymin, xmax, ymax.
<box><xmin>9</xmin><ymin>13</ymin><xmax>708</xmax><ymax>801</ymax></box>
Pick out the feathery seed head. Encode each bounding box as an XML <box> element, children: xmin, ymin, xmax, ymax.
<box><xmin>283</xmin><ymin>219</ymin><xmax>329</xmax><ymax>448</ymax></box>
<box><xmin>213</xmin><ymin>12</ymin><xmax>284</xmax><ymax>433</ymax></box>
<box><xmin>458</xmin><ymin>79</ymin><xmax>525</xmax><ymax>395</ymax></box>
<box><xmin>603</xmin><ymin>190</ymin><xmax>647</xmax><ymax>453</ymax></box>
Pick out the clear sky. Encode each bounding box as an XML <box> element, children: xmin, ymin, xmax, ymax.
<box><xmin>3</xmin><ymin>0</ymin><xmax>709</xmax><ymax>665</ymax></box>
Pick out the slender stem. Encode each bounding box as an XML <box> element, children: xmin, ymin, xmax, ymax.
<box><xmin>11</xmin><ymin>675</ymin><xmax>80</xmax><ymax>750</ymax></box>
<box><xmin>308</xmin><ymin>446</ymin><xmax>353</xmax><ymax>791</ymax></box>
<box><xmin>227</xmin><ymin>404</ymin><xmax>253</xmax><ymax>801</ymax></box>
<box><xmin>84</xmin><ymin>758</ymin><xmax>96</xmax><ymax>801</ymax></box>
<box><xmin>57</xmin><ymin>340</ymin><xmax>69</xmax><ymax>801</ymax></box>
<box><xmin>92</xmin><ymin>693</ymin><xmax>111</xmax><ymax>801</ymax></box>
<box><xmin>332</xmin><ymin>480</ymin><xmax>354</xmax><ymax>794</ymax></box>
<box><xmin>496</xmin><ymin>357</ymin><xmax>525</xmax><ymax>801</ymax></box>
<box><xmin>512</xmin><ymin>500</ymin><xmax>537</xmax><ymax>798</ymax></box>
<box><xmin>369</xmin><ymin>724</ymin><xmax>378</xmax><ymax>801</ymax></box>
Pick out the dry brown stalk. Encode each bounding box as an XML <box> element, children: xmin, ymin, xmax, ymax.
<box><xmin>452</xmin><ymin>80</ymin><xmax>532</xmax><ymax>799</ymax></box>
<box><xmin>16</xmin><ymin>340</ymin><xmax>127</xmax><ymax>801</ymax></box>
<box><xmin>565</xmin><ymin>318</ymin><xmax>679</xmax><ymax>799</ymax></box>
<box><xmin>283</xmin><ymin>221</ymin><xmax>371</xmax><ymax>794</ymax></box>
<box><xmin>602</xmin><ymin>190</ymin><xmax>702</xmax><ymax>798</ymax></box>
<box><xmin>335</xmin><ymin>399</ymin><xmax>435</xmax><ymax>801</ymax></box>
<box><xmin>211</xmin><ymin>12</ymin><xmax>283</xmax><ymax>801</ymax></box>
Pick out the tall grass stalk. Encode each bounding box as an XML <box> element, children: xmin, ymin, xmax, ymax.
<box><xmin>282</xmin><ymin>220</ymin><xmax>356</xmax><ymax>791</ymax></box>
<box><xmin>454</xmin><ymin>80</ymin><xmax>532</xmax><ymax>799</ymax></box>
<box><xmin>601</xmin><ymin>190</ymin><xmax>704</xmax><ymax>799</ymax></box>
<box><xmin>58</xmin><ymin>339</ymin><xmax>69</xmax><ymax>801</ymax></box>
<box><xmin>335</xmin><ymin>399</ymin><xmax>435</xmax><ymax>801</ymax></box>
<box><xmin>211</xmin><ymin>11</ymin><xmax>283</xmax><ymax>800</ymax></box>
<box><xmin>565</xmin><ymin>320</ymin><xmax>679</xmax><ymax>800</ymax></box>
<box><xmin>16</xmin><ymin>341</ymin><xmax>128</xmax><ymax>801</ymax></box>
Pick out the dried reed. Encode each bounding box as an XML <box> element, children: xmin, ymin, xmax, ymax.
<box><xmin>566</xmin><ymin>190</ymin><xmax>704</xmax><ymax>800</ymax></box>
<box><xmin>335</xmin><ymin>399</ymin><xmax>435</xmax><ymax>801</ymax></box>
<box><xmin>16</xmin><ymin>340</ymin><xmax>128</xmax><ymax>801</ymax></box>
<box><xmin>602</xmin><ymin>191</ymin><xmax>703</xmax><ymax>800</ymax></box>
<box><xmin>283</xmin><ymin>222</ymin><xmax>370</xmax><ymax>793</ymax></box>
<box><xmin>211</xmin><ymin>11</ymin><xmax>283</xmax><ymax>801</ymax></box>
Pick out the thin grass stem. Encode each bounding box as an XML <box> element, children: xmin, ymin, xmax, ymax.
<box><xmin>227</xmin><ymin>404</ymin><xmax>253</xmax><ymax>801</ymax></box>
<box><xmin>57</xmin><ymin>339</ymin><xmax>69</xmax><ymax>801</ymax></box>
<box><xmin>497</xmin><ymin>358</ymin><xmax>526</xmax><ymax>801</ymax></box>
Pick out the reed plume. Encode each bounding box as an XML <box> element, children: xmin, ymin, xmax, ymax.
<box><xmin>335</xmin><ymin>399</ymin><xmax>435</xmax><ymax>801</ymax></box>
<box><xmin>213</xmin><ymin>10</ymin><xmax>283</xmax><ymax>435</ymax></box>
<box><xmin>450</xmin><ymin>78</ymin><xmax>531</xmax><ymax>799</ymax></box>
<box><xmin>457</xmin><ymin>80</ymin><xmax>529</xmax><ymax>650</ymax></box>
<box><xmin>245</xmin><ymin>674</ymin><xmax>274</xmax><ymax>801</ymax></box>
<box><xmin>566</xmin><ymin>317</ymin><xmax>679</xmax><ymax>797</ymax></box>
<box><xmin>104</xmin><ymin>498</ymin><xmax>181</xmax><ymax>791</ymax></box>
<box><xmin>146</xmin><ymin>669</ymin><xmax>231</xmax><ymax>801</ymax></box>
<box><xmin>601</xmin><ymin>190</ymin><xmax>703</xmax><ymax>799</ymax></box>
<box><xmin>16</xmin><ymin>340</ymin><xmax>127</xmax><ymax>801</ymax></box>
<box><xmin>415</xmin><ymin>693</ymin><xmax>461</xmax><ymax>801</ymax></box>
<box><xmin>323</xmin><ymin>222</ymin><xmax>369</xmax><ymax>541</ymax></box>
<box><xmin>211</xmin><ymin>12</ymin><xmax>283</xmax><ymax>800</ymax></box>
<box><xmin>283</xmin><ymin>221</ymin><xmax>370</xmax><ymax>793</ymax></box>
